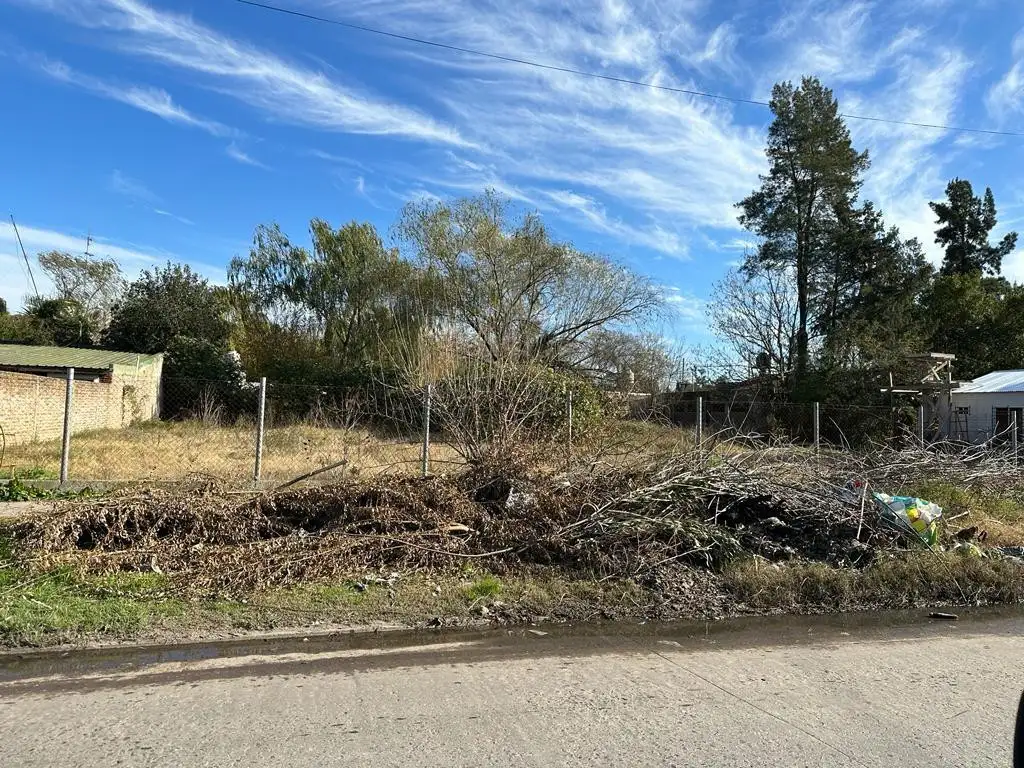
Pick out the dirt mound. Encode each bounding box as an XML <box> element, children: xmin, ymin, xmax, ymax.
<box><xmin>15</xmin><ymin>453</ymin><xmax>910</xmax><ymax>597</ymax></box>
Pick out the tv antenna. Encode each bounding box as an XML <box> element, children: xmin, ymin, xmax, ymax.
<box><xmin>9</xmin><ymin>214</ymin><xmax>40</xmax><ymax>301</ymax></box>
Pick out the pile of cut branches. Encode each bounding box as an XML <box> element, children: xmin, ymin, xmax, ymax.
<box><xmin>13</xmin><ymin>444</ymin><xmax>1013</xmax><ymax>597</ymax></box>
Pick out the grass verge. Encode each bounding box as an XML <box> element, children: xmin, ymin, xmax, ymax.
<box><xmin>0</xmin><ymin>530</ymin><xmax>646</xmax><ymax>647</ymax></box>
<box><xmin>725</xmin><ymin>552</ymin><xmax>1024</xmax><ymax>613</ymax></box>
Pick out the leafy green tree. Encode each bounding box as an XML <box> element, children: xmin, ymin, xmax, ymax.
<box><xmin>0</xmin><ymin>312</ymin><xmax>50</xmax><ymax>345</ymax></box>
<box><xmin>922</xmin><ymin>274</ymin><xmax>1024</xmax><ymax>380</ymax></box>
<box><xmin>37</xmin><ymin>250</ymin><xmax>123</xmax><ymax>325</ymax></box>
<box><xmin>105</xmin><ymin>263</ymin><xmax>231</xmax><ymax>354</ymax></box>
<box><xmin>738</xmin><ymin>77</ymin><xmax>869</xmax><ymax>382</ymax></box>
<box><xmin>929</xmin><ymin>179</ymin><xmax>1018</xmax><ymax>276</ymax></box>
<box><xmin>397</xmin><ymin>191</ymin><xmax>662</xmax><ymax>366</ymax></box>
<box><xmin>818</xmin><ymin>202</ymin><xmax>933</xmax><ymax>368</ymax></box>
<box><xmin>229</xmin><ymin>220</ymin><xmax>423</xmax><ymax>369</ymax></box>
<box><xmin>23</xmin><ymin>297</ymin><xmax>97</xmax><ymax>347</ymax></box>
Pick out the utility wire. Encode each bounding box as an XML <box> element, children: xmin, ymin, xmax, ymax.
<box><xmin>232</xmin><ymin>0</ymin><xmax>1024</xmax><ymax>138</ymax></box>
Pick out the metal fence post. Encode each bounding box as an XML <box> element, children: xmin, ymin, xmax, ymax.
<box><xmin>253</xmin><ymin>377</ymin><xmax>267</xmax><ymax>488</ymax></box>
<box><xmin>1013</xmin><ymin>411</ymin><xmax>1019</xmax><ymax>467</ymax></box>
<box><xmin>59</xmin><ymin>367</ymin><xmax>74</xmax><ymax>485</ymax></box>
<box><xmin>566</xmin><ymin>389</ymin><xmax>574</xmax><ymax>461</ymax></box>
<box><xmin>421</xmin><ymin>383</ymin><xmax>432</xmax><ymax>477</ymax></box>
<box><xmin>813</xmin><ymin>401</ymin><xmax>820</xmax><ymax>453</ymax></box>
<box><xmin>918</xmin><ymin>404</ymin><xmax>926</xmax><ymax>448</ymax></box>
<box><xmin>695</xmin><ymin>396</ymin><xmax>703</xmax><ymax>448</ymax></box>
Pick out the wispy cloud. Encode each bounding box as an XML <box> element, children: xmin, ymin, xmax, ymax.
<box><xmin>108</xmin><ymin>169</ymin><xmax>158</xmax><ymax>203</ymax></box>
<box><xmin>153</xmin><ymin>209</ymin><xmax>195</xmax><ymax>226</ymax></box>
<box><xmin>36</xmin><ymin>56</ymin><xmax>234</xmax><ymax>137</ymax></box>
<box><xmin>226</xmin><ymin>142</ymin><xmax>267</xmax><ymax>168</ymax></box>
<box><xmin>540</xmin><ymin>189</ymin><xmax>687</xmax><ymax>258</ymax></box>
<box><xmin>18</xmin><ymin>0</ymin><xmax>469</xmax><ymax>147</ymax></box>
<box><xmin>986</xmin><ymin>29</ymin><xmax>1024</xmax><ymax>122</ymax></box>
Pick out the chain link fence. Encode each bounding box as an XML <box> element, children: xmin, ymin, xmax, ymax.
<box><xmin>2</xmin><ymin>373</ymin><xmax>1020</xmax><ymax>487</ymax></box>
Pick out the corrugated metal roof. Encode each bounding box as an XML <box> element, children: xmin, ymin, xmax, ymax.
<box><xmin>0</xmin><ymin>344</ymin><xmax>160</xmax><ymax>371</ymax></box>
<box><xmin>953</xmin><ymin>370</ymin><xmax>1024</xmax><ymax>394</ymax></box>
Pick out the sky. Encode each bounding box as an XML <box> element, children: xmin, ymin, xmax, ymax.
<box><xmin>2</xmin><ymin>0</ymin><xmax>1024</xmax><ymax>344</ymax></box>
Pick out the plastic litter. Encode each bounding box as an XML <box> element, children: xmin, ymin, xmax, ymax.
<box><xmin>872</xmin><ymin>492</ymin><xmax>943</xmax><ymax>547</ymax></box>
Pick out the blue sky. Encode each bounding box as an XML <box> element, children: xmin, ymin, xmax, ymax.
<box><xmin>2</xmin><ymin>0</ymin><xmax>1024</xmax><ymax>344</ymax></box>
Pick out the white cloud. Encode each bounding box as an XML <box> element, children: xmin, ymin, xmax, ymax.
<box><xmin>0</xmin><ymin>221</ymin><xmax>170</xmax><ymax>310</ymax></box>
<box><xmin>226</xmin><ymin>142</ymin><xmax>267</xmax><ymax>168</ymax></box>
<box><xmin>1005</xmin><ymin>249</ymin><xmax>1024</xmax><ymax>284</ymax></box>
<box><xmin>37</xmin><ymin>56</ymin><xmax>234</xmax><ymax>137</ymax></box>
<box><xmin>18</xmin><ymin>0</ymin><xmax>469</xmax><ymax>147</ymax></box>
<box><xmin>986</xmin><ymin>29</ymin><xmax>1024</xmax><ymax>122</ymax></box>
<box><xmin>540</xmin><ymin>189</ymin><xmax>687</xmax><ymax>258</ymax></box>
<box><xmin>841</xmin><ymin>48</ymin><xmax>971</xmax><ymax>263</ymax></box>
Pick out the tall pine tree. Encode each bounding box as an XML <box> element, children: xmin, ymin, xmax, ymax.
<box><xmin>738</xmin><ymin>77</ymin><xmax>868</xmax><ymax>384</ymax></box>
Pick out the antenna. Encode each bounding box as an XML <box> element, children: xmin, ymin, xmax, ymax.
<box><xmin>9</xmin><ymin>214</ymin><xmax>39</xmax><ymax>301</ymax></box>
<box><xmin>84</xmin><ymin>232</ymin><xmax>94</xmax><ymax>258</ymax></box>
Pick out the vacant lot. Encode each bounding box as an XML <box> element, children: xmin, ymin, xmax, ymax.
<box><xmin>1</xmin><ymin>438</ymin><xmax>1022</xmax><ymax>647</ymax></box>
<box><xmin>0</xmin><ymin>418</ymin><xmax>691</xmax><ymax>487</ymax></box>
<box><xmin>1</xmin><ymin>421</ymin><xmax>465</xmax><ymax>486</ymax></box>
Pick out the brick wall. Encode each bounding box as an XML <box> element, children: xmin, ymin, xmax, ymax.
<box><xmin>0</xmin><ymin>368</ymin><xmax>160</xmax><ymax>446</ymax></box>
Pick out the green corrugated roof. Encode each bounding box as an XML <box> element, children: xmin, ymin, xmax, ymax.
<box><xmin>0</xmin><ymin>344</ymin><xmax>161</xmax><ymax>370</ymax></box>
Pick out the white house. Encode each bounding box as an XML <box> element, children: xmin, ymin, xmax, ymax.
<box><xmin>947</xmin><ymin>370</ymin><xmax>1024</xmax><ymax>444</ymax></box>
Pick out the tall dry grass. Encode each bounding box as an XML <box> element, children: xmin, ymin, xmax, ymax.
<box><xmin>1</xmin><ymin>420</ymin><xmax>465</xmax><ymax>486</ymax></box>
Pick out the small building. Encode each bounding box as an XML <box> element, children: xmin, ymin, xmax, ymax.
<box><xmin>0</xmin><ymin>343</ymin><xmax>163</xmax><ymax>445</ymax></box>
<box><xmin>947</xmin><ymin>370</ymin><xmax>1024</xmax><ymax>444</ymax></box>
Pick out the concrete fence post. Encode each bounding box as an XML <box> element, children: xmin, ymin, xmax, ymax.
<box><xmin>253</xmin><ymin>377</ymin><xmax>267</xmax><ymax>488</ymax></box>
<box><xmin>59</xmin><ymin>367</ymin><xmax>74</xmax><ymax>485</ymax></box>
<box><xmin>421</xmin><ymin>383</ymin><xmax>432</xmax><ymax>477</ymax></box>
<box><xmin>813</xmin><ymin>401</ymin><xmax>821</xmax><ymax>453</ymax></box>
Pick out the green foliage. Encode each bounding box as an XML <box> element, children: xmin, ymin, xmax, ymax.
<box><xmin>0</xmin><ymin>479</ymin><xmax>96</xmax><ymax>501</ymax></box>
<box><xmin>738</xmin><ymin>77</ymin><xmax>870</xmax><ymax>382</ymax></box>
<box><xmin>161</xmin><ymin>336</ymin><xmax>251</xmax><ymax>420</ymax></box>
<box><xmin>37</xmin><ymin>250</ymin><xmax>123</xmax><ymax>325</ymax></box>
<box><xmin>922</xmin><ymin>274</ymin><xmax>1024</xmax><ymax>380</ymax></box>
<box><xmin>0</xmin><ymin>541</ymin><xmax>182</xmax><ymax>646</ymax></box>
<box><xmin>23</xmin><ymin>297</ymin><xmax>98</xmax><ymax>347</ymax></box>
<box><xmin>229</xmin><ymin>219</ymin><xmax>424</xmax><ymax>370</ymax></box>
<box><xmin>930</xmin><ymin>178</ymin><xmax>1018</xmax><ymax>276</ymax></box>
<box><xmin>397</xmin><ymin>191</ymin><xmax>662</xmax><ymax>366</ymax></box>
<box><xmin>0</xmin><ymin>311</ymin><xmax>51</xmax><ymax>344</ymax></box>
<box><xmin>105</xmin><ymin>262</ymin><xmax>231</xmax><ymax>354</ymax></box>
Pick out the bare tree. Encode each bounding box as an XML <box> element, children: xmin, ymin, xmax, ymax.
<box><xmin>395</xmin><ymin>191</ymin><xmax>663</xmax><ymax>365</ymax></box>
<box><xmin>708</xmin><ymin>266</ymin><xmax>801</xmax><ymax>377</ymax></box>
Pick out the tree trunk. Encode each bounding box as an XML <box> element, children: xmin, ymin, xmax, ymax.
<box><xmin>795</xmin><ymin>230</ymin><xmax>810</xmax><ymax>385</ymax></box>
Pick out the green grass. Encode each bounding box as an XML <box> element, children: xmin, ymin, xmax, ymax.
<box><xmin>0</xmin><ymin>527</ymin><xmax>645</xmax><ymax>648</ymax></box>
<box><xmin>0</xmin><ymin>466</ymin><xmax>54</xmax><ymax>481</ymax></box>
<box><xmin>464</xmin><ymin>574</ymin><xmax>503</xmax><ymax>600</ymax></box>
<box><xmin>907</xmin><ymin>480</ymin><xmax>1024</xmax><ymax>545</ymax></box>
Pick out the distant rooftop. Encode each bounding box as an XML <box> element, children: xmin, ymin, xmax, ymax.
<box><xmin>953</xmin><ymin>370</ymin><xmax>1024</xmax><ymax>394</ymax></box>
<box><xmin>0</xmin><ymin>343</ymin><xmax>161</xmax><ymax>371</ymax></box>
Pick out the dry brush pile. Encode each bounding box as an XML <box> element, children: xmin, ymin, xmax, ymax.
<box><xmin>12</xmin><ymin>443</ymin><xmax>1024</xmax><ymax>598</ymax></box>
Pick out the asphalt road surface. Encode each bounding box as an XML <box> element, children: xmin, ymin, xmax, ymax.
<box><xmin>1</xmin><ymin>610</ymin><xmax>1022</xmax><ymax>767</ymax></box>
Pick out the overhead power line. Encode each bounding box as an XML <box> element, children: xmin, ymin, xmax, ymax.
<box><xmin>231</xmin><ymin>0</ymin><xmax>1024</xmax><ymax>138</ymax></box>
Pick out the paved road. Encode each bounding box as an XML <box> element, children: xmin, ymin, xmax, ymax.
<box><xmin>1</xmin><ymin>611</ymin><xmax>1022</xmax><ymax>767</ymax></box>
